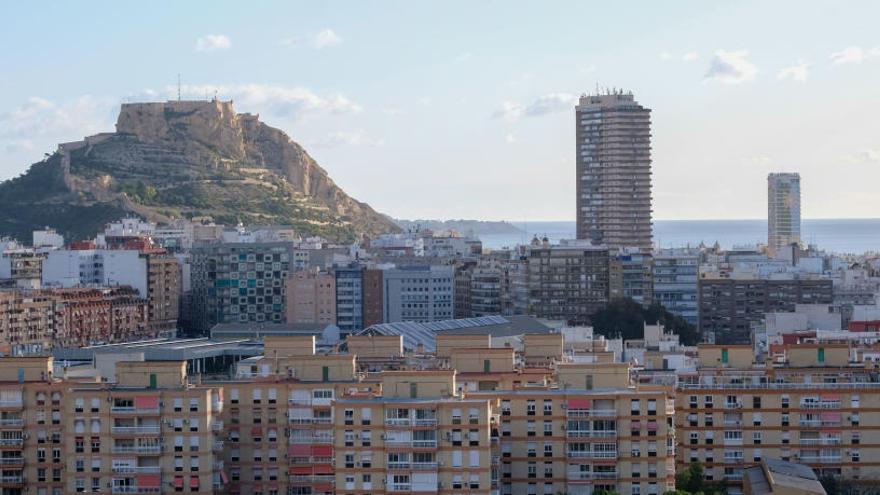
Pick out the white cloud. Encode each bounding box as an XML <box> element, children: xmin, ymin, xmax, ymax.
<box><xmin>281</xmin><ymin>29</ymin><xmax>342</xmax><ymax>50</ymax></box>
<box><xmin>174</xmin><ymin>84</ymin><xmax>362</xmax><ymax>116</ymax></box>
<box><xmin>777</xmin><ymin>60</ymin><xmax>810</xmax><ymax>82</ymax></box>
<box><xmin>704</xmin><ymin>50</ymin><xmax>758</xmax><ymax>84</ymax></box>
<box><xmin>0</xmin><ymin>95</ymin><xmax>115</xmax><ymax>142</ymax></box>
<box><xmin>830</xmin><ymin>46</ymin><xmax>866</xmax><ymax>65</ymax></box>
<box><xmin>659</xmin><ymin>51</ymin><xmax>672</xmax><ymax>61</ymax></box>
<box><xmin>313</xmin><ymin>130</ymin><xmax>383</xmax><ymax>147</ymax></box>
<box><xmin>505</xmin><ymin>133</ymin><xmax>516</xmax><ymax>144</ymax></box>
<box><xmin>493</xmin><ymin>93</ymin><xmax>578</xmax><ymax>120</ymax></box>
<box><xmin>194</xmin><ymin>34</ymin><xmax>231</xmax><ymax>52</ymax></box>
<box><xmin>681</xmin><ymin>52</ymin><xmax>698</xmax><ymax>62</ymax></box>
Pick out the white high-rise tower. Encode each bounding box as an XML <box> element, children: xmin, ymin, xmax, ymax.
<box><xmin>768</xmin><ymin>172</ymin><xmax>801</xmax><ymax>256</ymax></box>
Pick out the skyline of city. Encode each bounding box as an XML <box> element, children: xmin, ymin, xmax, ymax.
<box><xmin>1</xmin><ymin>1</ymin><xmax>879</xmax><ymax>222</ymax></box>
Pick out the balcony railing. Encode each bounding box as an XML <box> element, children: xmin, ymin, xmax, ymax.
<box><xmin>0</xmin><ymin>401</ymin><xmax>23</xmax><ymax>409</ymax></box>
<box><xmin>385</xmin><ymin>418</ymin><xmax>412</xmax><ymax>426</ymax></box>
<box><xmin>388</xmin><ymin>483</ymin><xmax>412</xmax><ymax>492</ymax></box>
<box><xmin>111</xmin><ymin>466</ymin><xmax>161</xmax><ymax>474</ymax></box>
<box><xmin>799</xmin><ymin>455</ymin><xmax>842</xmax><ymax>464</ymax></box>
<box><xmin>111</xmin><ymin>406</ymin><xmax>160</xmax><ymax>415</ymax></box>
<box><xmin>289</xmin><ymin>474</ymin><xmax>335</xmax><ymax>484</ymax></box>
<box><xmin>566</xmin><ymin>409</ymin><xmax>616</xmax><ymax>418</ymax></box>
<box><xmin>679</xmin><ymin>382</ymin><xmax>880</xmax><ymax>391</ymax></box>
<box><xmin>0</xmin><ymin>475</ymin><xmax>23</xmax><ymax>484</ymax></box>
<box><xmin>0</xmin><ymin>439</ymin><xmax>23</xmax><ymax>447</ymax></box>
<box><xmin>413</xmin><ymin>418</ymin><xmax>437</xmax><ymax>426</ymax></box>
<box><xmin>0</xmin><ymin>419</ymin><xmax>24</xmax><ymax>427</ymax></box>
<box><xmin>112</xmin><ymin>445</ymin><xmax>162</xmax><ymax>455</ymax></box>
<box><xmin>566</xmin><ymin>430</ymin><xmax>617</xmax><ymax>439</ymax></box>
<box><xmin>110</xmin><ymin>487</ymin><xmax>161</xmax><ymax>494</ymax></box>
<box><xmin>801</xmin><ymin>401</ymin><xmax>842</xmax><ymax>409</ymax></box>
<box><xmin>211</xmin><ymin>420</ymin><xmax>223</xmax><ymax>431</ymax></box>
<box><xmin>111</xmin><ymin>426</ymin><xmax>161</xmax><ymax>435</ymax></box>
<box><xmin>799</xmin><ymin>438</ymin><xmax>841</xmax><ymax>446</ymax></box>
<box><xmin>568</xmin><ymin>471</ymin><xmax>618</xmax><ymax>480</ymax></box>
<box><xmin>567</xmin><ymin>450</ymin><xmax>618</xmax><ymax>459</ymax></box>
<box><xmin>213</xmin><ymin>441</ymin><xmax>224</xmax><ymax>452</ymax></box>
<box><xmin>0</xmin><ymin>458</ymin><xmax>24</xmax><ymax>466</ymax></box>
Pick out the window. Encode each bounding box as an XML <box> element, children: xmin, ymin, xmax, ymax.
<box><xmin>469</xmin><ymin>450</ymin><xmax>480</xmax><ymax>467</ymax></box>
<box><xmin>543</xmin><ymin>421</ymin><xmax>552</xmax><ymax>436</ymax></box>
<box><xmin>753</xmin><ymin>396</ymin><xmax>761</xmax><ymax>409</ymax></box>
<box><xmin>818</xmin><ymin>348</ymin><xmax>825</xmax><ymax>363</ymax></box>
<box><xmin>527</xmin><ymin>420</ymin><xmax>536</xmax><ymax>436</ymax></box>
<box><xmin>753</xmin><ymin>431</ymin><xmax>762</xmax><ymax>445</ymax></box>
<box><xmin>543</xmin><ymin>400</ymin><xmax>552</xmax><ymax>415</ymax></box>
<box><xmin>173</xmin><ymin>398</ymin><xmax>183</xmax><ymax>412</ymax></box>
<box><xmin>721</xmin><ymin>348</ymin><xmax>729</xmax><ymax>363</ymax></box>
<box><xmin>527</xmin><ymin>400</ymin><xmax>536</xmax><ymax>416</ymax></box>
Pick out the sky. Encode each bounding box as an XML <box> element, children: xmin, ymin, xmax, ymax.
<box><xmin>1</xmin><ymin>1</ymin><xmax>878</xmax><ymax>222</ymax></box>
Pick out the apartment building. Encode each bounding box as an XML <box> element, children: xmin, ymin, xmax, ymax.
<box><xmin>190</xmin><ymin>242</ymin><xmax>293</xmax><ymax>333</ymax></box>
<box><xmin>609</xmin><ymin>249</ymin><xmax>654</xmax><ymax>306</ymax></box>
<box><xmin>653</xmin><ymin>249</ymin><xmax>699</xmax><ymax>325</ymax></box>
<box><xmin>64</xmin><ymin>361</ymin><xmax>224</xmax><ymax>495</ymax></box>
<box><xmin>527</xmin><ymin>240</ymin><xmax>610</xmax><ymax>326</ymax></box>
<box><xmin>675</xmin><ymin>344</ymin><xmax>880</xmax><ymax>493</ymax></box>
<box><xmin>0</xmin><ymin>288</ymin><xmax>150</xmax><ymax>355</ymax></box>
<box><xmin>284</xmin><ymin>268</ymin><xmax>337</xmax><ymax>325</ymax></box>
<box><xmin>768</xmin><ymin>173</ymin><xmax>801</xmax><ymax>257</ymax></box>
<box><xmin>575</xmin><ymin>91</ymin><xmax>653</xmax><ymax>250</ymax></box>
<box><xmin>382</xmin><ymin>265</ymin><xmax>455</xmax><ymax>324</ymax></box>
<box><xmin>697</xmin><ymin>277</ymin><xmax>834</xmax><ymax>344</ymax></box>
<box><xmin>471</xmin><ymin>259</ymin><xmax>503</xmax><ymax>317</ymax></box>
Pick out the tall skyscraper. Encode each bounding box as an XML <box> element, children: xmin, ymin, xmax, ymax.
<box><xmin>575</xmin><ymin>90</ymin><xmax>653</xmax><ymax>249</ymax></box>
<box><xmin>767</xmin><ymin>172</ymin><xmax>801</xmax><ymax>255</ymax></box>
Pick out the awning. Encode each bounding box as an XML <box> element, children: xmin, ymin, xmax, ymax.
<box><xmin>134</xmin><ymin>396</ymin><xmax>159</xmax><ymax>409</ymax></box>
<box><xmin>219</xmin><ymin>471</ymin><xmax>229</xmax><ymax>484</ymax></box>
<box><xmin>189</xmin><ymin>476</ymin><xmax>200</xmax><ymax>488</ymax></box>
<box><xmin>251</xmin><ymin>426</ymin><xmax>262</xmax><ymax>435</ymax></box>
<box><xmin>631</xmin><ymin>421</ymin><xmax>642</xmax><ymax>429</ymax></box>
<box><xmin>289</xmin><ymin>445</ymin><xmax>310</xmax><ymax>456</ymax></box>
<box><xmin>314</xmin><ymin>464</ymin><xmax>334</xmax><ymax>475</ymax></box>
<box><xmin>137</xmin><ymin>474</ymin><xmax>161</xmax><ymax>488</ymax></box>
<box><xmin>172</xmin><ymin>478</ymin><xmax>184</xmax><ymax>489</ymax></box>
<box><xmin>568</xmin><ymin>398</ymin><xmax>591</xmax><ymax>409</ymax></box>
<box><xmin>289</xmin><ymin>466</ymin><xmax>312</xmax><ymax>475</ymax></box>
<box><xmin>647</xmin><ymin>421</ymin><xmax>659</xmax><ymax>431</ymax></box>
<box><xmin>311</xmin><ymin>445</ymin><xmax>332</xmax><ymax>456</ymax></box>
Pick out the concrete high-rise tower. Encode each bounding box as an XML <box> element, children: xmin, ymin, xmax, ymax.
<box><xmin>575</xmin><ymin>90</ymin><xmax>653</xmax><ymax>249</ymax></box>
<box><xmin>768</xmin><ymin>172</ymin><xmax>801</xmax><ymax>255</ymax></box>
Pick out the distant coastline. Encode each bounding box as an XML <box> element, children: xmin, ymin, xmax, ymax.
<box><xmin>393</xmin><ymin>219</ymin><xmax>522</xmax><ymax>235</ymax></box>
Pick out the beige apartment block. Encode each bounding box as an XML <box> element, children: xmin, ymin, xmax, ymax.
<box><xmin>676</xmin><ymin>343</ymin><xmax>880</xmax><ymax>491</ymax></box>
<box><xmin>284</xmin><ymin>269</ymin><xmax>336</xmax><ymax>325</ymax></box>
<box><xmin>64</xmin><ymin>360</ymin><xmax>224</xmax><ymax>494</ymax></box>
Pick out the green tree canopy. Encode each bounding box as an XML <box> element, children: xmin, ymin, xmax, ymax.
<box><xmin>591</xmin><ymin>298</ymin><xmax>700</xmax><ymax>345</ymax></box>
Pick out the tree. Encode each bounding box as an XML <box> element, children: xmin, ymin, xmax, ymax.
<box><xmin>591</xmin><ymin>298</ymin><xmax>700</xmax><ymax>345</ymax></box>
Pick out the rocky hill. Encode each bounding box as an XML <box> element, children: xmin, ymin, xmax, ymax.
<box><xmin>0</xmin><ymin>99</ymin><xmax>398</xmax><ymax>242</ymax></box>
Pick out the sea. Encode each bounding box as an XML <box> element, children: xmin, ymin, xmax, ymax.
<box><xmin>477</xmin><ymin>219</ymin><xmax>880</xmax><ymax>255</ymax></box>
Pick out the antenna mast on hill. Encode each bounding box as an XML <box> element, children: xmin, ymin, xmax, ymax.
<box><xmin>177</xmin><ymin>74</ymin><xmax>181</xmax><ymax>101</ymax></box>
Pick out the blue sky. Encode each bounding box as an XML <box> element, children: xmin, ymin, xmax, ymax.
<box><xmin>1</xmin><ymin>0</ymin><xmax>878</xmax><ymax>221</ymax></box>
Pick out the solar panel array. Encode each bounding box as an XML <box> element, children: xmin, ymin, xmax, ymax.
<box><xmin>358</xmin><ymin>316</ymin><xmax>511</xmax><ymax>352</ymax></box>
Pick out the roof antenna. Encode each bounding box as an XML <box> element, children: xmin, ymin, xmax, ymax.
<box><xmin>177</xmin><ymin>74</ymin><xmax>181</xmax><ymax>101</ymax></box>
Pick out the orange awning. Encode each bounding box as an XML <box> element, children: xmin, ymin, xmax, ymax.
<box><xmin>311</xmin><ymin>445</ymin><xmax>332</xmax><ymax>456</ymax></box>
<box><xmin>137</xmin><ymin>474</ymin><xmax>161</xmax><ymax>488</ymax></box>
<box><xmin>289</xmin><ymin>466</ymin><xmax>312</xmax><ymax>475</ymax></box>
<box><xmin>134</xmin><ymin>396</ymin><xmax>159</xmax><ymax>409</ymax></box>
<box><xmin>568</xmin><ymin>398</ymin><xmax>591</xmax><ymax>409</ymax></box>
<box><xmin>251</xmin><ymin>426</ymin><xmax>262</xmax><ymax>435</ymax></box>
<box><xmin>172</xmin><ymin>477</ymin><xmax>184</xmax><ymax>489</ymax></box>
<box><xmin>289</xmin><ymin>445</ymin><xmax>310</xmax><ymax>456</ymax></box>
<box><xmin>189</xmin><ymin>476</ymin><xmax>200</xmax><ymax>488</ymax></box>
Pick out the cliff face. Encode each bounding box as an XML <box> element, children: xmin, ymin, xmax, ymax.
<box><xmin>0</xmin><ymin>99</ymin><xmax>399</xmax><ymax>241</ymax></box>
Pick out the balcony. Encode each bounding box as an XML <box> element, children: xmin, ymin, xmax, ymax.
<box><xmin>0</xmin><ymin>458</ymin><xmax>24</xmax><ymax>466</ymax></box>
<box><xmin>801</xmin><ymin>401</ymin><xmax>841</xmax><ymax>409</ymax></box>
<box><xmin>413</xmin><ymin>418</ymin><xmax>437</xmax><ymax>427</ymax></box>
<box><xmin>388</xmin><ymin>483</ymin><xmax>412</xmax><ymax>492</ymax></box>
<box><xmin>110</xmin><ymin>487</ymin><xmax>161</xmax><ymax>494</ymax></box>
<box><xmin>213</xmin><ymin>441</ymin><xmax>224</xmax><ymax>452</ymax></box>
<box><xmin>111</xmin><ymin>406</ymin><xmax>160</xmax><ymax>415</ymax></box>
<box><xmin>724</xmin><ymin>402</ymin><xmax>743</xmax><ymax>409</ymax></box>
<box><xmin>567</xmin><ymin>450</ymin><xmax>618</xmax><ymax>459</ymax></box>
<box><xmin>385</xmin><ymin>418</ymin><xmax>412</xmax><ymax>427</ymax></box>
<box><xmin>387</xmin><ymin>461</ymin><xmax>411</xmax><ymax>470</ymax></box>
<box><xmin>211</xmin><ymin>420</ymin><xmax>223</xmax><ymax>431</ymax></box>
<box><xmin>111</xmin><ymin>466</ymin><xmax>161</xmax><ymax>474</ymax></box>
<box><xmin>0</xmin><ymin>400</ymin><xmax>23</xmax><ymax>409</ymax></box>
<box><xmin>799</xmin><ymin>455</ymin><xmax>842</xmax><ymax>464</ymax></box>
<box><xmin>568</xmin><ymin>471</ymin><xmax>618</xmax><ymax>480</ymax></box>
<box><xmin>0</xmin><ymin>475</ymin><xmax>23</xmax><ymax>484</ymax></box>
<box><xmin>799</xmin><ymin>419</ymin><xmax>822</xmax><ymax>427</ymax></box>
<box><xmin>0</xmin><ymin>439</ymin><xmax>23</xmax><ymax>447</ymax></box>
<box><xmin>566</xmin><ymin>430</ymin><xmax>617</xmax><ymax>439</ymax></box>
<box><xmin>799</xmin><ymin>438</ymin><xmax>841</xmax><ymax>446</ymax></box>
<box><xmin>289</xmin><ymin>474</ymin><xmax>335</xmax><ymax>484</ymax></box>
<box><xmin>111</xmin><ymin>426</ymin><xmax>161</xmax><ymax>435</ymax></box>
<box><xmin>0</xmin><ymin>419</ymin><xmax>23</xmax><ymax>427</ymax></box>
<box><xmin>112</xmin><ymin>445</ymin><xmax>162</xmax><ymax>455</ymax></box>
